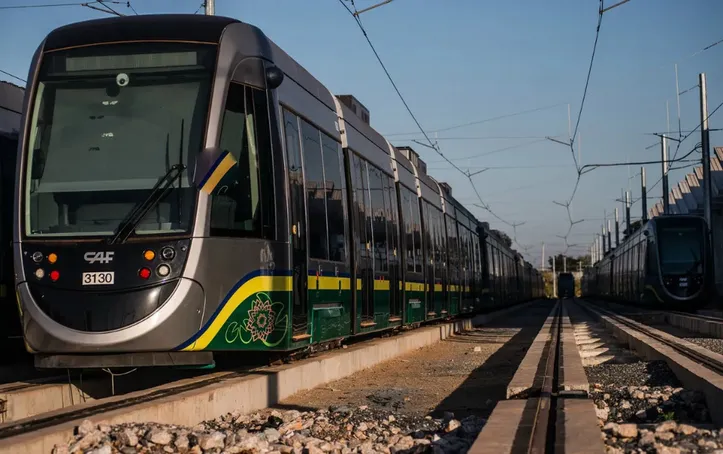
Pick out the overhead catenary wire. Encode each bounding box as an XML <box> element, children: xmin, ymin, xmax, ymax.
<box><xmin>547</xmin><ymin>0</ymin><xmax>608</xmax><ymax>256</ymax></box>
<box><xmin>670</xmin><ymin>99</ymin><xmax>723</xmax><ymax>162</ymax></box>
<box><xmin>0</xmin><ymin>69</ymin><xmax>26</xmax><ymax>83</ymax></box>
<box><xmin>586</xmin><ymin>43</ymin><xmax>723</xmax><ymax>244</ymax></box>
<box><xmin>337</xmin><ymin>0</ymin><xmax>534</xmax><ymax>255</ymax></box>
<box><xmin>0</xmin><ymin>0</ymin><xmax>134</xmax><ymax>17</ymax></box>
<box><xmin>579</xmin><ymin>144</ymin><xmax>702</xmax><ymax>175</ymax></box>
<box><xmin>383</xmin><ymin>103</ymin><xmax>569</xmax><ymax>137</ymax></box>
<box><xmin>424</xmin><ymin>138</ymin><xmax>550</xmax><ymax>163</ymax></box>
<box><xmin>590</xmin><ymin>133</ymin><xmax>713</xmax><ymax>236</ymax></box>
<box><xmin>0</xmin><ymin>0</ymin><xmax>123</xmax><ymax>10</ymax></box>
<box><xmin>623</xmin><ymin>99</ymin><xmax>723</xmax><ymax>214</ymax></box>
<box><xmin>0</xmin><ymin>1</ymin><xmax>98</xmax><ymax>9</ymax></box>
<box><xmin>95</xmin><ymin>0</ymin><xmax>123</xmax><ymax>16</ymax></box>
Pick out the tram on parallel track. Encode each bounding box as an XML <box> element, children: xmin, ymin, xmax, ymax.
<box><xmin>14</xmin><ymin>14</ymin><xmax>544</xmax><ymax>369</ymax></box>
<box><xmin>581</xmin><ymin>214</ymin><xmax>710</xmax><ymax>310</ymax></box>
<box><xmin>0</xmin><ymin>82</ymin><xmax>24</xmax><ymax>356</ymax></box>
<box><xmin>557</xmin><ymin>272</ymin><xmax>574</xmax><ymax>299</ymax></box>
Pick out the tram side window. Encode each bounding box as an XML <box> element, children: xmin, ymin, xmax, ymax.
<box><xmin>434</xmin><ymin>208</ymin><xmax>445</xmax><ymax>275</ymax></box>
<box><xmin>300</xmin><ymin>120</ymin><xmax>329</xmax><ymax>260</ymax></box>
<box><xmin>402</xmin><ymin>188</ymin><xmax>415</xmax><ymax>272</ymax></box>
<box><xmin>321</xmin><ymin>134</ymin><xmax>346</xmax><ymax>262</ymax></box>
<box><xmin>446</xmin><ymin>217</ymin><xmax>456</xmax><ymax>277</ymax></box>
<box><xmin>425</xmin><ymin>203</ymin><xmax>435</xmax><ymax>268</ymax></box>
<box><xmin>384</xmin><ymin>176</ymin><xmax>399</xmax><ymax>263</ymax></box>
<box><xmin>351</xmin><ymin>154</ymin><xmax>369</xmax><ymax>260</ymax></box>
<box><xmin>412</xmin><ymin>193</ymin><xmax>423</xmax><ymax>273</ymax></box>
<box><xmin>368</xmin><ymin>165</ymin><xmax>388</xmax><ymax>271</ymax></box>
<box><xmin>472</xmin><ymin>234</ymin><xmax>480</xmax><ymax>276</ymax></box>
<box><xmin>458</xmin><ymin>226</ymin><xmax>466</xmax><ymax>273</ymax></box>
<box><xmin>210</xmin><ymin>82</ymin><xmax>273</xmax><ymax>238</ymax></box>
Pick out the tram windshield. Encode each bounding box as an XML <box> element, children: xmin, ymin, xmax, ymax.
<box><xmin>657</xmin><ymin>225</ymin><xmax>704</xmax><ymax>275</ymax></box>
<box><xmin>23</xmin><ymin>43</ymin><xmax>215</xmax><ymax>237</ymax></box>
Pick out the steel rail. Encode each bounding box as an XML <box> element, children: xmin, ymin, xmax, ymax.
<box><xmin>527</xmin><ymin>301</ymin><xmax>562</xmax><ymax>454</ymax></box>
<box><xmin>585</xmin><ymin>302</ymin><xmax>723</xmax><ymax>375</ymax></box>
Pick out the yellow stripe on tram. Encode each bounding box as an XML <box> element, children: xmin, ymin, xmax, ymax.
<box><xmin>199</xmin><ymin>151</ymin><xmax>238</xmax><ymax>195</ymax></box>
<box><xmin>182</xmin><ymin>275</ymin><xmax>292</xmax><ymax>351</ymax></box>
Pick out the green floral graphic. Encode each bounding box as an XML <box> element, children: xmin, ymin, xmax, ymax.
<box><xmin>245</xmin><ymin>295</ymin><xmax>276</xmax><ymax>341</ymax></box>
<box><xmin>224</xmin><ymin>292</ymin><xmax>287</xmax><ymax>347</ymax></box>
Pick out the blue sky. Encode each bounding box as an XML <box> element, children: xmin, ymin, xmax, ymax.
<box><xmin>1</xmin><ymin>0</ymin><xmax>722</xmax><ymax>265</ymax></box>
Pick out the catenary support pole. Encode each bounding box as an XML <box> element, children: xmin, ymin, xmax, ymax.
<box><xmin>615</xmin><ymin>208</ymin><xmax>620</xmax><ymax>247</ymax></box>
<box><xmin>700</xmin><ymin>72</ymin><xmax>715</xmax><ymax>298</ymax></box>
<box><xmin>552</xmin><ymin>255</ymin><xmax>557</xmax><ymax>298</ymax></box>
<box><xmin>641</xmin><ymin>167</ymin><xmax>648</xmax><ymax>222</ymax></box>
<box><xmin>662</xmin><ymin>134</ymin><xmax>670</xmax><ymax>214</ymax></box>
<box><xmin>626</xmin><ymin>191</ymin><xmax>632</xmax><ymax>233</ymax></box>
<box><xmin>700</xmin><ymin>73</ymin><xmax>713</xmax><ymax>238</ymax></box>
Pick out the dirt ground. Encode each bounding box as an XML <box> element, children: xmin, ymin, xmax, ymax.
<box><xmin>278</xmin><ymin>302</ymin><xmax>554</xmax><ymax>420</ymax></box>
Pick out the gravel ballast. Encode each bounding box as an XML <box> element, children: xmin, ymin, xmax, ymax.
<box><xmin>53</xmin><ymin>407</ymin><xmax>485</xmax><ymax>453</ymax></box>
<box><xmin>570</xmin><ymin>302</ymin><xmax>721</xmax><ymax>453</ymax></box>
<box><xmin>683</xmin><ymin>337</ymin><xmax>723</xmax><ymax>356</ymax></box>
<box><xmin>589</xmin><ymin>361</ymin><xmax>719</xmax><ymax>453</ymax></box>
<box><xmin>52</xmin><ymin>303</ymin><xmax>554</xmax><ymax>453</ymax></box>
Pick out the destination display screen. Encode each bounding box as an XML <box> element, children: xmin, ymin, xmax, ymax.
<box><xmin>64</xmin><ymin>51</ymin><xmax>199</xmax><ymax>72</ymax></box>
<box><xmin>41</xmin><ymin>43</ymin><xmax>216</xmax><ymax>76</ymax></box>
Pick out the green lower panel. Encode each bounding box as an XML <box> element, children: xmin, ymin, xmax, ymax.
<box><xmin>431</xmin><ymin>294</ymin><xmax>444</xmax><ymax>319</ymax></box>
<box><xmin>405</xmin><ymin>293</ymin><xmax>425</xmax><ymax>323</ymax></box>
<box><xmin>312</xmin><ymin>305</ymin><xmax>351</xmax><ymax>342</ymax></box>
<box><xmin>354</xmin><ymin>288</ymin><xmax>391</xmax><ymax>333</ymax></box>
<box><xmin>374</xmin><ymin>288</ymin><xmax>391</xmax><ymax>321</ymax></box>
<box><xmin>206</xmin><ymin>290</ymin><xmax>292</xmax><ymax>351</ymax></box>
<box><xmin>308</xmin><ymin>288</ymin><xmax>353</xmax><ymax>342</ymax></box>
<box><xmin>449</xmin><ymin>295</ymin><xmax>460</xmax><ymax>316</ymax></box>
<box><xmin>374</xmin><ymin>311</ymin><xmax>391</xmax><ymax>328</ymax></box>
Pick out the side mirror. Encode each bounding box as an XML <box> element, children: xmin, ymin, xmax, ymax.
<box><xmin>265</xmin><ymin>65</ymin><xmax>284</xmax><ymax>90</ymax></box>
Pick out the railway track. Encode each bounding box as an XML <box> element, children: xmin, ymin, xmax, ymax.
<box><xmin>470</xmin><ymin>300</ymin><xmax>604</xmax><ymax>454</ymax></box>
<box><xmin>12</xmin><ymin>297</ymin><xmax>723</xmax><ymax>453</ymax></box>
<box><xmin>580</xmin><ymin>303</ymin><xmax>723</xmax><ymax>376</ymax></box>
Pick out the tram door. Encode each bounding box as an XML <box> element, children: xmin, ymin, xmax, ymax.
<box><xmin>283</xmin><ymin>110</ymin><xmax>309</xmax><ymax>339</ymax></box>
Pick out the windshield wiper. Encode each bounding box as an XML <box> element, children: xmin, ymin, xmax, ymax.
<box><xmin>108</xmin><ymin>163</ymin><xmax>186</xmax><ymax>244</ymax></box>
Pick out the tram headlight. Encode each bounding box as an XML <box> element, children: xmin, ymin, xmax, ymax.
<box><xmin>143</xmin><ymin>250</ymin><xmax>155</xmax><ymax>261</ymax></box>
<box><xmin>31</xmin><ymin>252</ymin><xmax>43</xmax><ymax>263</ymax></box>
<box><xmin>161</xmin><ymin>247</ymin><xmax>175</xmax><ymax>261</ymax></box>
<box><xmin>157</xmin><ymin>264</ymin><xmax>171</xmax><ymax>277</ymax></box>
<box><xmin>48</xmin><ymin>253</ymin><xmax>58</xmax><ymax>264</ymax></box>
<box><xmin>50</xmin><ymin>270</ymin><xmax>60</xmax><ymax>282</ymax></box>
<box><xmin>34</xmin><ymin>268</ymin><xmax>45</xmax><ymax>279</ymax></box>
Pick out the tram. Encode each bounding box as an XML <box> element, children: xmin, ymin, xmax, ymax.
<box><xmin>14</xmin><ymin>15</ymin><xmax>544</xmax><ymax>369</ymax></box>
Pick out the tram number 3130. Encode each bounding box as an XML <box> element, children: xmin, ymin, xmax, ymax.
<box><xmin>82</xmin><ymin>272</ymin><xmax>115</xmax><ymax>285</ymax></box>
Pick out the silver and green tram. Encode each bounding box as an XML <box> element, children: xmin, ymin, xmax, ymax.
<box><xmin>15</xmin><ymin>14</ymin><xmax>542</xmax><ymax>369</ymax></box>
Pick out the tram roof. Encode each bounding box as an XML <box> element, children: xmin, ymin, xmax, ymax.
<box><xmin>44</xmin><ymin>14</ymin><xmax>240</xmax><ymax>51</ymax></box>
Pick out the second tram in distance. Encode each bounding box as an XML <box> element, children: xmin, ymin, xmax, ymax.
<box><xmin>581</xmin><ymin>214</ymin><xmax>710</xmax><ymax>310</ymax></box>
